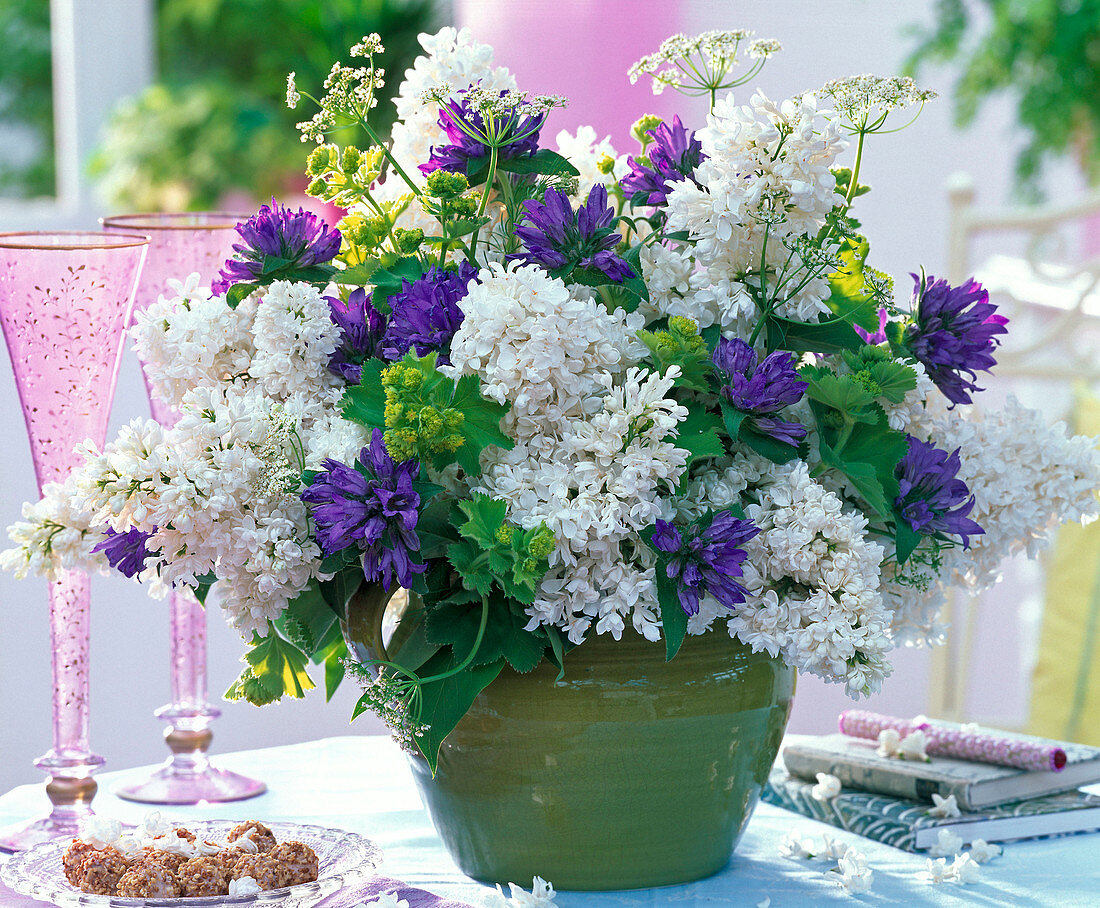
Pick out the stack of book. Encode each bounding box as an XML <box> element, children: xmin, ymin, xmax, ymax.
<box><xmin>762</xmin><ymin>717</ymin><xmax>1100</xmax><ymax>853</ymax></box>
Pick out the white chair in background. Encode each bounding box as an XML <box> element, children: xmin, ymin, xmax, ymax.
<box><xmin>927</xmin><ymin>174</ymin><xmax>1100</xmax><ymax>728</ymax></box>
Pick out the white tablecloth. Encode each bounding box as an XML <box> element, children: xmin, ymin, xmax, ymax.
<box><xmin>2</xmin><ymin>737</ymin><xmax>1098</xmax><ymax>906</ymax></box>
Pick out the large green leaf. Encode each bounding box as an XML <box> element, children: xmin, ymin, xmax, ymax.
<box><xmin>495</xmin><ymin>148</ymin><xmax>580</xmax><ymax>178</ymax></box>
<box><xmin>415</xmin><ymin>652</ymin><xmax>504</xmax><ymax>774</ymax></box>
<box><xmin>671</xmin><ymin>409</ymin><xmax>725</xmax><ymax>465</ymax></box>
<box><xmin>447</xmin><ymin>373</ymin><xmax>514</xmax><ymax>476</ymax></box>
<box><xmin>235</xmin><ymin>628</ymin><xmax>315</xmax><ymax>701</ymax></box>
<box><xmin>341</xmin><ymin>359</ymin><xmax>387</xmax><ymax>431</ymax></box>
<box><xmin>655</xmin><ymin>566</ymin><xmax>687</xmax><ymax>662</ymax></box>
<box><xmin>766</xmin><ymin>315</ymin><xmax>865</xmax><ymax>355</ymax></box>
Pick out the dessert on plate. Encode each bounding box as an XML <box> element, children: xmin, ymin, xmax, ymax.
<box><xmin>63</xmin><ymin>813</ymin><xmax>318</xmax><ymax>898</ymax></box>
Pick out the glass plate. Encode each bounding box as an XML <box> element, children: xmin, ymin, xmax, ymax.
<box><xmin>0</xmin><ymin>820</ymin><xmax>382</xmax><ymax>907</ymax></box>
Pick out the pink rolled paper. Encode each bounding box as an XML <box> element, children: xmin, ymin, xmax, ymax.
<box><xmin>838</xmin><ymin>709</ymin><xmax>1068</xmax><ymax>772</ymax></box>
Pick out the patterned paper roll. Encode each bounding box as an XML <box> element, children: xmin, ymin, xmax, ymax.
<box><xmin>838</xmin><ymin>709</ymin><xmax>1068</xmax><ymax>772</ymax></box>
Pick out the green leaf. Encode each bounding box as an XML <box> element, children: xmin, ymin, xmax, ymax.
<box><xmin>894</xmin><ymin>517</ymin><xmax>922</xmax><ymax>565</ymax></box>
<box><xmin>225</xmin><ymin>282</ymin><xmax>258</xmax><ymax>309</ymax></box>
<box><xmin>766</xmin><ymin>315</ymin><xmax>864</xmax><ymax>355</ymax></box>
<box><xmin>370</xmin><ymin>256</ymin><xmax>425</xmax><ymax>310</ymax></box>
<box><xmin>496</xmin><ymin>148</ymin><xmax>580</xmax><ymax>178</ymax></box>
<box><xmin>415</xmin><ymin>653</ymin><xmax>504</xmax><ymax>773</ymax></box>
<box><xmin>447</xmin><ymin>373</ymin><xmax>513</xmax><ymax>475</ymax></box>
<box><xmin>671</xmin><ymin>409</ymin><xmax>725</xmax><ymax>465</ymax></box>
<box><xmin>869</xmin><ymin>360</ymin><xmax>918</xmax><ymax>404</ymax></box>
<box><xmin>805</xmin><ymin>373</ymin><xmax>880</xmax><ymax>424</ymax></box>
<box><xmin>333</xmin><ymin>259</ymin><xmax>381</xmax><ymax>285</ymax></box>
<box><xmin>833</xmin><ymin>459</ymin><xmax>890</xmax><ymax>516</ymax></box>
<box><xmin>719</xmin><ymin>399</ymin><xmax>748</xmax><ymax>443</ymax></box>
<box><xmin>739</xmin><ymin>425</ymin><xmax>800</xmax><ymax>464</ymax></box>
<box><xmin>341</xmin><ymin>358</ymin><xmax>387</xmax><ymax>431</ymax></box>
<box><xmin>545</xmin><ymin>625</ymin><xmax>568</xmax><ymax>681</ymax></box>
<box><xmin>324</xmin><ymin>655</ymin><xmax>346</xmax><ymax>702</ymax></box>
<box><xmin>655</xmin><ymin>564</ymin><xmax>687</xmax><ymax>662</ymax></box>
<box><xmin>447</xmin><ymin>538</ymin><xmax>494</xmax><ymax>597</ymax></box>
<box><xmin>243</xmin><ymin>627</ymin><xmax>316</xmax><ymax>700</ymax></box>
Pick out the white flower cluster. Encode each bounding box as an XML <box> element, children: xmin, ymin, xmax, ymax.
<box><xmin>663</xmin><ymin>91</ymin><xmax>847</xmax><ymax>334</ymax></box>
<box><xmin>450</xmin><ymin>264</ymin><xmax>689</xmax><ymax>643</ymax></box>
<box><xmin>886</xmin><ymin>395</ymin><xmax>1100</xmax><ymax>644</ymax></box>
<box><xmin>2</xmin><ymin>278</ymin><xmax>366</xmax><ymax>636</ymax></box>
<box><xmin>677</xmin><ymin>458</ymin><xmax>892</xmax><ymax>694</ymax></box>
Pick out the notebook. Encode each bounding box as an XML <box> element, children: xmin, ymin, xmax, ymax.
<box><xmin>763</xmin><ymin>767</ymin><xmax>1100</xmax><ymax>852</ymax></box>
<box><xmin>781</xmin><ymin>732</ymin><xmax>1100</xmax><ymax>810</ymax></box>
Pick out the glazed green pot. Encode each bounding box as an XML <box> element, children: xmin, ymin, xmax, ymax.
<box><xmin>346</xmin><ymin>588</ymin><xmax>796</xmax><ymax>891</ymax></box>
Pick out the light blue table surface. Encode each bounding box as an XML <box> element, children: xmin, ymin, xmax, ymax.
<box><xmin>1</xmin><ymin>736</ymin><xmax>1098</xmax><ymax>907</ymax></box>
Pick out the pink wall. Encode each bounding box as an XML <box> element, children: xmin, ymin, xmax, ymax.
<box><xmin>455</xmin><ymin>0</ymin><xmax>691</xmax><ymax>147</ymax></box>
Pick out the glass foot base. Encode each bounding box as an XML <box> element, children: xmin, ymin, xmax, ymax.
<box><xmin>0</xmin><ymin>812</ymin><xmax>87</xmax><ymax>853</ymax></box>
<box><xmin>112</xmin><ymin>763</ymin><xmax>266</xmax><ymax>805</ymax></box>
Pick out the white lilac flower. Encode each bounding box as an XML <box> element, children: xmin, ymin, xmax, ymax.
<box><xmin>918</xmin><ymin>856</ymin><xmax>950</xmax><ymax>884</ymax></box>
<box><xmin>948</xmin><ymin>852</ymin><xmax>981</xmax><ymax>884</ymax></box>
<box><xmin>811</xmin><ymin>772</ymin><xmax>842</xmax><ymax>801</ymax></box>
<box><xmin>448</xmin><ymin>262</ymin><xmax>646</xmax><ymax>443</ymax></box>
<box><xmin>928</xmin><ymin>828</ymin><xmax>964</xmax><ymax>858</ymax></box>
<box><xmin>0</xmin><ymin>473</ymin><xmax>108</xmax><ymax>582</ymax></box>
<box><xmin>248</xmin><ymin>281</ymin><xmax>342</xmax><ymax>398</ymax></box>
<box><xmin>779</xmin><ymin>831</ymin><xmax>818</xmax><ymax>860</ymax></box>
<box><xmin>484</xmin><ymin>876</ymin><xmax>558</xmax><ymax>908</ymax></box>
<box><xmin>664</xmin><ymin>90</ymin><xmax>847</xmax><ymax>330</ymax></box>
<box><xmin>833</xmin><ymin>850</ymin><xmax>873</xmax><ymax>894</ymax></box>
<box><xmin>929</xmin><ymin>793</ymin><xmax>961</xmax><ymax>819</ymax></box>
<box><xmin>876</xmin><ymin>728</ymin><xmax>901</xmax><ymax>758</ymax></box>
<box><xmin>479</xmin><ymin>366</ymin><xmax>689</xmax><ymax>644</ymax></box>
<box><xmin>723</xmin><ymin>461</ymin><xmax>893</xmax><ymax>695</ymax></box>
<box><xmin>899</xmin><ymin>730</ymin><xmax>930</xmax><ymax>762</ymax></box>
<box><xmin>820</xmin><ymin>833</ymin><xmax>850</xmax><ymax>861</ymax></box>
<box><xmin>130</xmin><ymin>273</ymin><xmax>258</xmax><ymax>409</ymax></box>
<box><xmin>966</xmin><ymin>839</ymin><xmax>1002</xmax><ymax>864</ymax></box>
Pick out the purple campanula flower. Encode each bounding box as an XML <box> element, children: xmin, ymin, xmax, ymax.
<box><xmin>895</xmin><ymin>437</ymin><xmax>984</xmax><ymax>548</ymax></box>
<box><xmin>212</xmin><ymin>200</ymin><xmax>341</xmax><ymax>293</ymax></box>
<box><xmin>712</xmin><ymin>337</ymin><xmax>808</xmax><ymax>446</ymax></box>
<box><xmin>93</xmin><ymin>527</ymin><xmax>157</xmax><ymax>579</ymax></box>
<box><xmin>905</xmin><ymin>274</ymin><xmax>1008</xmax><ymax>406</ymax></box>
<box><xmin>420</xmin><ymin>91</ymin><xmax>542</xmax><ymax>176</ymax></box>
<box><xmin>511</xmin><ymin>184</ymin><xmax>635</xmax><ymax>283</ymax></box>
<box><xmin>300</xmin><ymin>429</ymin><xmax>425</xmax><ymax>589</ymax></box>
<box><xmin>650</xmin><ymin>512</ymin><xmax>758</xmax><ymax>616</ymax></box>
<box><xmin>326</xmin><ymin>288</ymin><xmax>388</xmax><ymax>383</ymax></box>
<box><xmin>382</xmin><ymin>262</ymin><xmax>478</xmax><ymax>364</ymax></box>
<box><xmin>621</xmin><ymin>115</ymin><xmax>706</xmax><ymax>208</ymax></box>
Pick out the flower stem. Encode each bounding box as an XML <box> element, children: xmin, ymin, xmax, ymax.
<box><xmin>469</xmin><ymin>144</ymin><xmax>500</xmax><ymax>263</ymax></box>
<box><xmin>361</xmin><ymin>118</ymin><xmax>422</xmax><ymax>196</ymax></box>
<box><xmin>418</xmin><ymin>595</ymin><xmax>491</xmax><ymax>685</ymax></box>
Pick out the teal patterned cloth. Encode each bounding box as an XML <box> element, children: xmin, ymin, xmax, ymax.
<box><xmin>2</xmin><ymin>736</ymin><xmax>1098</xmax><ymax>906</ymax></box>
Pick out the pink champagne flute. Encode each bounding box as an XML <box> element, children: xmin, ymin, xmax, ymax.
<box><xmin>101</xmin><ymin>213</ymin><xmax>266</xmax><ymax>804</ymax></box>
<box><xmin>0</xmin><ymin>231</ymin><xmax>148</xmax><ymax>851</ymax></box>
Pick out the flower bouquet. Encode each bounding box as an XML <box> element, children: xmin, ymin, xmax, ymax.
<box><xmin>6</xmin><ymin>26</ymin><xmax>1099</xmax><ymax>887</ymax></box>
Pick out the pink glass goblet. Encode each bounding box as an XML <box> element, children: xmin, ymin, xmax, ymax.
<box><xmin>101</xmin><ymin>213</ymin><xmax>266</xmax><ymax>804</ymax></box>
<box><xmin>0</xmin><ymin>231</ymin><xmax>148</xmax><ymax>851</ymax></box>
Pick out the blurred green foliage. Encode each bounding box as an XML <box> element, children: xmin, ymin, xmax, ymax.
<box><xmin>0</xmin><ymin>0</ymin><xmax>53</xmax><ymax>198</ymax></box>
<box><xmin>91</xmin><ymin>0</ymin><xmax>434</xmax><ymax>210</ymax></box>
<box><xmin>907</xmin><ymin>0</ymin><xmax>1100</xmax><ymax>193</ymax></box>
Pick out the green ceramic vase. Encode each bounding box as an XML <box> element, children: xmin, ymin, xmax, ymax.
<box><xmin>345</xmin><ymin>591</ymin><xmax>795</xmax><ymax>891</ymax></box>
